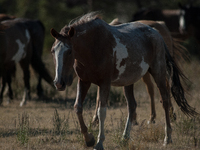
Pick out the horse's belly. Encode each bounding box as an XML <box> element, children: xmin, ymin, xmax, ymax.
<box><xmin>111</xmin><ymin>75</ymin><xmax>142</xmax><ymax>86</ymax></box>
<box><xmin>111</xmin><ymin>61</ymin><xmax>149</xmax><ymax>86</ymax></box>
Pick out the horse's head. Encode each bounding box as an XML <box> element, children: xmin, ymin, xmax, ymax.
<box><xmin>179</xmin><ymin>3</ymin><xmax>200</xmax><ymax>34</ymax></box>
<box><xmin>50</xmin><ymin>27</ymin><xmax>76</xmax><ymax>91</ymax></box>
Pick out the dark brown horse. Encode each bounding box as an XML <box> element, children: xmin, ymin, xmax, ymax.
<box><xmin>132</xmin><ymin>4</ymin><xmax>200</xmax><ymax>42</ymax></box>
<box><xmin>0</xmin><ymin>14</ymin><xmax>16</xmax><ymax>103</ymax></box>
<box><xmin>0</xmin><ymin>14</ymin><xmax>15</xmax><ymax>22</ymax></box>
<box><xmin>179</xmin><ymin>4</ymin><xmax>200</xmax><ymax>44</ymax></box>
<box><xmin>132</xmin><ymin>8</ymin><xmax>182</xmax><ymax>34</ymax></box>
<box><xmin>50</xmin><ymin>12</ymin><xmax>198</xmax><ymax>149</ymax></box>
<box><xmin>0</xmin><ymin>18</ymin><xmax>53</xmax><ymax>106</ymax></box>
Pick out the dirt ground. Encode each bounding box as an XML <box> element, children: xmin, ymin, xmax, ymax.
<box><xmin>0</xmin><ymin>54</ymin><xmax>200</xmax><ymax>150</ymax></box>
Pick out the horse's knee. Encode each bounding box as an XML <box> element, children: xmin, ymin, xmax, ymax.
<box><xmin>162</xmin><ymin>100</ymin><xmax>170</xmax><ymax>109</ymax></box>
<box><xmin>74</xmin><ymin>103</ymin><xmax>83</xmax><ymax>114</ymax></box>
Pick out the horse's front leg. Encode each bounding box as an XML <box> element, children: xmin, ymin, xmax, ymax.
<box><xmin>37</xmin><ymin>76</ymin><xmax>44</xmax><ymax>98</ymax></box>
<box><xmin>142</xmin><ymin>73</ymin><xmax>156</xmax><ymax>124</ymax></box>
<box><xmin>122</xmin><ymin>84</ymin><xmax>137</xmax><ymax>142</ymax></box>
<box><xmin>74</xmin><ymin>79</ymin><xmax>95</xmax><ymax>147</ymax></box>
<box><xmin>94</xmin><ymin>83</ymin><xmax>110</xmax><ymax>150</ymax></box>
<box><xmin>92</xmin><ymin>86</ymin><xmax>100</xmax><ymax>125</ymax></box>
<box><xmin>0</xmin><ymin>75</ymin><xmax>6</xmax><ymax>105</ymax></box>
<box><xmin>19</xmin><ymin>62</ymin><xmax>31</xmax><ymax>106</ymax></box>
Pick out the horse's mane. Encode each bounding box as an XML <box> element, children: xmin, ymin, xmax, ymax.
<box><xmin>68</xmin><ymin>11</ymin><xmax>102</xmax><ymax>27</ymax></box>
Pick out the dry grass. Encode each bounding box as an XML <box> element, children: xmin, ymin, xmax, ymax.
<box><xmin>0</xmin><ymin>54</ymin><xmax>200</xmax><ymax>150</ymax></box>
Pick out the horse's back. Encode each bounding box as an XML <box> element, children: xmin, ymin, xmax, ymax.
<box><xmin>2</xmin><ymin>20</ymin><xmax>31</xmax><ymax>63</ymax></box>
<box><xmin>110</xmin><ymin>22</ymin><xmax>166</xmax><ymax>86</ymax></box>
<box><xmin>111</xmin><ymin>22</ymin><xmax>164</xmax><ymax>54</ymax></box>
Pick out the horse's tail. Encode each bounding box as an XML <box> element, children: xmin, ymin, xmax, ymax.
<box><xmin>172</xmin><ymin>38</ymin><xmax>190</xmax><ymax>62</ymax></box>
<box><xmin>31</xmin><ymin>50</ymin><xmax>54</xmax><ymax>87</ymax></box>
<box><xmin>165</xmin><ymin>45</ymin><xmax>198</xmax><ymax>117</ymax></box>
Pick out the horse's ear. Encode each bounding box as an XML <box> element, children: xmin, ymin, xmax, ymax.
<box><xmin>50</xmin><ymin>28</ymin><xmax>59</xmax><ymax>38</ymax></box>
<box><xmin>68</xmin><ymin>27</ymin><xmax>75</xmax><ymax>38</ymax></box>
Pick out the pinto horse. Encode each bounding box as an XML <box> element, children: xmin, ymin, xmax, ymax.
<box><xmin>92</xmin><ymin>19</ymin><xmax>186</xmax><ymax>125</ymax></box>
<box><xmin>0</xmin><ymin>18</ymin><xmax>53</xmax><ymax>106</ymax></box>
<box><xmin>50</xmin><ymin>12</ymin><xmax>198</xmax><ymax>149</ymax></box>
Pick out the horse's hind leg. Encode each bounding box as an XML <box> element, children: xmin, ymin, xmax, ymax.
<box><xmin>6</xmin><ymin>72</ymin><xmax>13</xmax><ymax>104</ymax></box>
<box><xmin>150</xmin><ymin>69</ymin><xmax>172</xmax><ymax>145</ymax></box>
<box><xmin>92</xmin><ymin>86</ymin><xmax>100</xmax><ymax>125</ymax></box>
<box><xmin>0</xmin><ymin>75</ymin><xmax>6</xmax><ymax>105</ymax></box>
<box><xmin>37</xmin><ymin>76</ymin><xmax>44</xmax><ymax>98</ymax></box>
<box><xmin>166</xmin><ymin>78</ymin><xmax>176</xmax><ymax>122</ymax></box>
<box><xmin>122</xmin><ymin>84</ymin><xmax>137</xmax><ymax>141</ymax></box>
<box><xmin>19</xmin><ymin>62</ymin><xmax>31</xmax><ymax>106</ymax></box>
<box><xmin>142</xmin><ymin>73</ymin><xmax>156</xmax><ymax>124</ymax></box>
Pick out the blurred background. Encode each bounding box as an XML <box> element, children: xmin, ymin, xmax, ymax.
<box><xmin>1</xmin><ymin>0</ymin><xmax>200</xmax><ymax>104</ymax></box>
<box><xmin>1</xmin><ymin>0</ymin><xmax>200</xmax><ymax>54</ymax></box>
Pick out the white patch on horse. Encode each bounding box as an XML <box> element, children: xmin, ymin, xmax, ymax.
<box><xmin>25</xmin><ymin>29</ymin><xmax>30</xmax><ymax>43</ymax></box>
<box><xmin>139</xmin><ymin>57</ymin><xmax>149</xmax><ymax>76</ymax></box>
<box><xmin>113</xmin><ymin>35</ymin><xmax>128</xmax><ymax>80</ymax></box>
<box><xmin>179</xmin><ymin>10</ymin><xmax>185</xmax><ymax>31</ymax></box>
<box><xmin>12</xmin><ymin>39</ymin><xmax>26</xmax><ymax>63</ymax></box>
<box><xmin>54</xmin><ymin>41</ymin><xmax>69</xmax><ymax>83</ymax></box>
<box><xmin>77</xmin><ymin>30</ymin><xmax>86</xmax><ymax>37</ymax></box>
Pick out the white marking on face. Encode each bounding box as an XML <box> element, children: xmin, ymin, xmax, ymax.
<box><xmin>139</xmin><ymin>57</ymin><xmax>149</xmax><ymax>76</ymax></box>
<box><xmin>25</xmin><ymin>29</ymin><xmax>30</xmax><ymax>43</ymax></box>
<box><xmin>12</xmin><ymin>39</ymin><xmax>26</xmax><ymax>62</ymax></box>
<box><xmin>179</xmin><ymin>10</ymin><xmax>185</xmax><ymax>31</ymax></box>
<box><xmin>113</xmin><ymin>35</ymin><xmax>128</xmax><ymax>80</ymax></box>
<box><xmin>54</xmin><ymin>40</ymin><xmax>70</xmax><ymax>82</ymax></box>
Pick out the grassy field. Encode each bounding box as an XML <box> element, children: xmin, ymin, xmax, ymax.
<box><xmin>0</xmin><ymin>53</ymin><xmax>200</xmax><ymax>150</ymax></box>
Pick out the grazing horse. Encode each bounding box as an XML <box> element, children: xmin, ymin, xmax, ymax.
<box><xmin>50</xmin><ymin>12</ymin><xmax>198</xmax><ymax>149</ymax></box>
<box><xmin>0</xmin><ymin>18</ymin><xmax>53</xmax><ymax>106</ymax></box>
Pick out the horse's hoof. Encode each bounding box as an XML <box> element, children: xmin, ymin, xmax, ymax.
<box><xmin>85</xmin><ymin>133</ymin><xmax>95</xmax><ymax>147</ymax></box>
<box><xmin>163</xmin><ymin>137</ymin><xmax>172</xmax><ymax>146</ymax></box>
<box><xmin>86</xmin><ymin>137</ymin><xmax>95</xmax><ymax>147</ymax></box>
<box><xmin>94</xmin><ymin>141</ymin><xmax>104</xmax><ymax>150</ymax></box>
<box><xmin>19</xmin><ymin>101</ymin><xmax>26</xmax><ymax>107</ymax></box>
<box><xmin>147</xmin><ymin>120</ymin><xmax>155</xmax><ymax>124</ymax></box>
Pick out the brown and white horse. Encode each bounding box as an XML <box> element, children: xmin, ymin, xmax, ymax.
<box><xmin>92</xmin><ymin>19</ymin><xmax>184</xmax><ymax>125</ymax></box>
<box><xmin>50</xmin><ymin>12</ymin><xmax>198</xmax><ymax>149</ymax></box>
<box><xmin>0</xmin><ymin>18</ymin><xmax>53</xmax><ymax>106</ymax></box>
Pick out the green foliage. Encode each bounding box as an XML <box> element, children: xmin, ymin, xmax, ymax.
<box><xmin>1</xmin><ymin>0</ymin><xmax>200</xmax><ymax>52</ymax></box>
<box><xmin>52</xmin><ymin>108</ymin><xmax>69</xmax><ymax>135</ymax></box>
<box><xmin>16</xmin><ymin>112</ymin><xmax>30</xmax><ymax>146</ymax></box>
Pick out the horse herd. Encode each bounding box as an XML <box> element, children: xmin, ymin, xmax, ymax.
<box><xmin>1</xmin><ymin>3</ymin><xmax>200</xmax><ymax>150</ymax></box>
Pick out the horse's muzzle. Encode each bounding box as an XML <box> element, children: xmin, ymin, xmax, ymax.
<box><xmin>54</xmin><ymin>80</ymin><xmax>66</xmax><ymax>91</ymax></box>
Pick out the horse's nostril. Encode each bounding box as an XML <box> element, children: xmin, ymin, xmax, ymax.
<box><xmin>54</xmin><ymin>80</ymin><xmax>63</xmax><ymax>89</ymax></box>
<box><xmin>55</xmin><ymin>83</ymin><xmax>63</xmax><ymax>89</ymax></box>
